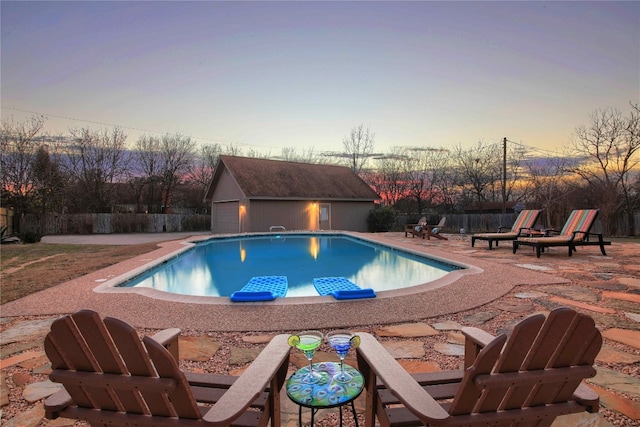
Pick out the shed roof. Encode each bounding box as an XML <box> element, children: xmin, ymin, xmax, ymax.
<box><xmin>206</xmin><ymin>155</ymin><xmax>380</xmax><ymax>201</ymax></box>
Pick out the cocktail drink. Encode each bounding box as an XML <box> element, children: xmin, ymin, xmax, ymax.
<box><xmin>326</xmin><ymin>330</ymin><xmax>360</xmax><ymax>382</ymax></box>
<box><xmin>288</xmin><ymin>330</ymin><xmax>324</xmax><ymax>384</ymax></box>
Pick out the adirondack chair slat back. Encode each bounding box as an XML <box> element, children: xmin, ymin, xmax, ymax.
<box><xmin>449</xmin><ymin>334</ymin><xmax>507</xmax><ymax>415</ymax></box>
<box><xmin>144</xmin><ymin>336</ymin><xmax>202</xmax><ymax>419</ymax></box>
<box><xmin>45</xmin><ymin>311</ymin><xmax>125</xmax><ymax>412</ymax></box>
<box><xmin>475</xmin><ymin>314</ymin><xmax>546</xmax><ymax>413</ymax></box>
<box><xmin>44</xmin><ymin>310</ymin><xmax>202</xmax><ymax>421</ymax></box>
<box><xmin>104</xmin><ymin>317</ymin><xmax>201</xmax><ymax>419</ymax></box>
<box><xmin>449</xmin><ymin>308</ymin><xmax>601</xmax><ymax>417</ymax></box>
<box><xmin>559</xmin><ymin>210</ymin><xmax>599</xmax><ymax>239</ymax></box>
<box><xmin>529</xmin><ymin>313</ymin><xmax>602</xmax><ymax>407</ymax></box>
<box><xmin>511</xmin><ymin>210</ymin><xmax>540</xmax><ymax>232</ymax></box>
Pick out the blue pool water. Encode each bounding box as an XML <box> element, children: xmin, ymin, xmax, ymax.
<box><xmin>121</xmin><ymin>234</ymin><xmax>462</xmax><ymax>298</ymax></box>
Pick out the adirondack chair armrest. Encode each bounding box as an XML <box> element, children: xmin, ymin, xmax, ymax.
<box><xmin>44</xmin><ymin>388</ymin><xmax>73</xmax><ymax>418</ymax></box>
<box><xmin>202</xmin><ymin>334</ymin><xmax>291</xmax><ymax>424</ymax></box>
<box><xmin>461</xmin><ymin>327</ymin><xmax>496</xmax><ymax>367</ymax></box>
<box><xmin>149</xmin><ymin>327</ymin><xmax>181</xmax><ymax>361</ymax></box>
<box><xmin>356</xmin><ymin>333</ymin><xmax>450</xmax><ymax>423</ymax></box>
<box><xmin>573</xmin><ymin>383</ymin><xmax>600</xmax><ymax>413</ymax></box>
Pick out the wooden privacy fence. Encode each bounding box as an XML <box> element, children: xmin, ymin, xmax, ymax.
<box><xmin>397</xmin><ymin>211</ymin><xmax>640</xmax><ymax>237</ymax></box>
<box><xmin>21</xmin><ymin>213</ymin><xmax>211</xmax><ymax>235</ymax></box>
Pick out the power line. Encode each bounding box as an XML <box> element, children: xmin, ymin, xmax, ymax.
<box><xmin>506</xmin><ymin>139</ymin><xmax>567</xmax><ymax>157</ymax></box>
<box><xmin>1</xmin><ymin>106</ymin><xmax>281</xmax><ymax>150</ymax></box>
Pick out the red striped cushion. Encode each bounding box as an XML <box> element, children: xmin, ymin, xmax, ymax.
<box><xmin>559</xmin><ymin>210</ymin><xmax>598</xmax><ymax>238</ymax></box>
<box><xmin>511</xmin><ymin>210</ymin><xmax>541</xmax><ymax>232</ymax></box>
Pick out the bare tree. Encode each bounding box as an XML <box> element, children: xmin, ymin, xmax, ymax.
<box><xmin>342</xmin><ymin>124</ymin><xmax>375</xmax><ymax>174</ymax></box>
<box><xmin>158</xmin><ymin>133</ymin><xmax>196</xmax><ymax>213</ymax></box>
<box><xmin>188</xmin><ymin>143</ymin><xmax>222</xmax><ymax>189</ymax></box>
<box><xmin>452</xmin><ymin>142</ymin><xmax>502</xmax><ymax>213</ymax></box>
<box><xmin>522</xmin><ymin>156</ymin><xmax>572</xmax><ymax>228</ymax></box>
<box><xmin>32</xmin><ymin>144</ymin><xmax>66</xmax><ymax>216</ymax></box>
<box><xmin>245</xmin><ymin>148</ymin><xmax>268</xmax><ymax>159</ymax></box>
<box><xmin>0</xmin><ymin>115</ymin><xmax>47</xmax><ymax>229</ymax></box>
<box><xmin>402</xmin><ymin>147</ymin><xmax>450</xmax><ymax>215</ymax></box>
<box><xmin>570</xmin><ymin>104</ymin><xmax>640</xmax><ymax>235</ymax></box>
<box><xmin>62</xmin><ymin>127</ymin><xmax>130</xmax><ymax>213</ymax></box>
<box><xmin>279</xmin><ymin>146</ymin><xmax>324</xmax><ymax>164</ymax></box>
<box><xmin>434</xmin><ymin>157</ymin><xmax>462</xmax><ymax>214</ymax></box>
<box><xmin>370</xmin><ymin>147</ymin><xmax>411</xmax><ymax>207</ymax></box>
<box><xmin>503</xmin><ymin>142</ymin><xmax>528</xmax><ymax>205</ymax></box>
<box><xmin>131</xmin><ymin>135</ymin><xmax>163</xmax><ymax>212</ymax></box>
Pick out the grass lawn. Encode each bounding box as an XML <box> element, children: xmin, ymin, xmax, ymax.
<box><xmin>0</xmin><ymin>242</ymin><xmax>160</xmax><ymax>304</ymax></box>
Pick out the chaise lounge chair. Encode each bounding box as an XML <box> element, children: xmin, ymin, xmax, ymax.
<box><xmin>43</xmin><ymin>310</ymin><xmax>291</xmax><ymax>426</ymax></box>
<box><xmin>355</xmin><ymin>307</ymin><xmax>601</xmax><ymax>427</ymax></box>
<box><xmin>471</xmin><ymin>209</ymin><xmax>541</xmax><ymax>249</ymax></box>
<box><xmin>513</xmin><ymin>209</ymin><xmax>611</xmax><ymax>258</ymax></box>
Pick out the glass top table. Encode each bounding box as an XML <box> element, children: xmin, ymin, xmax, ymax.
<box><xmin>286</xmin><ymin>362</ymin><xmax>363</xmax><ymax>426</ymax></box>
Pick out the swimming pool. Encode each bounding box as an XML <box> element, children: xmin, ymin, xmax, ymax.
<box><xmin>119</xmin><ymin>233</ymin><xmax>463</xmax><ymax>298</ymax></box>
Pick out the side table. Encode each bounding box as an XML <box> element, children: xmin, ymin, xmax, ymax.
<box><xmin>286</xmin><ymin>362</ymin><xmax>363</xmax><ymax>427</ymax></box>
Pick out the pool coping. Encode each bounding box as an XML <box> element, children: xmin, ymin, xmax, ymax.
<box><xmin>0</xmin><ymin>232</ymin><xmax>570</xmax><ymax>332</ymax></box>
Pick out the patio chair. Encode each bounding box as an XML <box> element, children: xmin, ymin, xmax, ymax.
<box><xmin>355</xmin><ymin>307</ymin><xmax>601</xmax><ymax>427</ymax></box>
<box><xmin>513</xmin><ymin>209</ymin><xmax>610</xmax><ymax>258</ymax></box>
<box><xmin>43</xmin><ymin>309</ymin><xmax>291</xmax><ymax>427</ymax></box>
<box><xmin>471</xmin><ymin>209</ymin><xmax>541</xmax><ymax>250</ymax></box>
<box><xmin>405</xmin><ymin>216</ymin><xmax>428</xmax><ymax>238</ymax></box>
<box><xmin>405</xmin><ymin>217</ymin><xmax>446</xmax><ymax>240</ymax></box>
<box><xmin>429</xmin><ymin>217</ymin><xmax>448</xmax><ymax>240</ymax></box>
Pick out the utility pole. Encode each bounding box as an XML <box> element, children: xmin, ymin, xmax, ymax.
<box><xmin>502</xmin><ymin>137</ymin><xmax>507</xmax><ymax>214</ymax></box>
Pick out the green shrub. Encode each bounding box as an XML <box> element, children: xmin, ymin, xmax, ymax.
<box><xmin>19</xmin><ymin>231</ymin><xmax>41</xmax><ymax>244</ymax></box>
<box><xmin>367</xmin><ymin>205</ymin><xmax>398</xmax><ymax>232</ymax></box>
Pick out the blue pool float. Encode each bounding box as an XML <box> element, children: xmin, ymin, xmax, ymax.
<box><xmin>230</xmin><ymin>276</ymin><xmax>288</xmax><ymax>302</ymax></box>
<box><xmin>313</xmin><ymin>277</ymin><xmax>376</xmax><ymax>300</ymax></box>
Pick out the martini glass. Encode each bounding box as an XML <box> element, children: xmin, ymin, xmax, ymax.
<box><xmin>326</xmin><ymin>330</ymin><xmax>360</xmax><ymax>383</ymax></box>
<box><xmin>288</xmin><ymin>330</ymin><xmax>324</xmax><ymax>384</ymax></box>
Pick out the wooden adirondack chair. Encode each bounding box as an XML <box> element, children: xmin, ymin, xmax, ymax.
<box><xmin>405</xmin><ymin>217</ymin><xmax>428</xmax><ymax>238</ymax></box>
<box><xmin>43</xmin><ymin>310</ymin><xmax>291</xmax><ymax>426</ymax></box>
<box><xmin>405</xmin><ymin>217</ymin><xmax>447</xmax><ymax>240</ymax></box>
<box><xmin>355</xmin><ymin>307</ymin><xmax>602</xmax><ymax>427</ymax></box>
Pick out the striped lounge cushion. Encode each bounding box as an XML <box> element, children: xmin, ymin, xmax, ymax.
<box><xmin>511</xmin><ymin>209</ymin><xmax>540</xmax><ymax>232</ymax></box>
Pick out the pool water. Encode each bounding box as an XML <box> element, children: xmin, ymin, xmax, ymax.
<box><xmin>122</xmin><ymin>234</ymin><xmax>461</xmax><ymax>298</ymax></box>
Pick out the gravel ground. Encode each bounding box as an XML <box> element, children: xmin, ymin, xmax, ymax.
<box><xmin>2</xmin><ymin>282</ymin><xmax>638</xmax><ymax>426</ymax></box>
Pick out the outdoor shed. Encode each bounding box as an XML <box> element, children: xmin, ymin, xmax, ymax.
<box><xmin>204</xmin><ymin>155</ymin><xmax>381</xmax><ymax>233</ymax></box>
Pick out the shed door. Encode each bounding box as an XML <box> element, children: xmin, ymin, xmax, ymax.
<box><xmin>214</xmin><ymin>201</ymin><xmax>239</xmax><ymax>234</ymax></box>
<box><xmin>319</xmin><ymin>203</ymin><xmax>331</xmax><ymax>230</ymax></box>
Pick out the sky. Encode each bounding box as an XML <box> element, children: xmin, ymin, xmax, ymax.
<box><xmin>1</xmin><ymin>1</ymin><xmax>639</xmax><ymax>157</ymax></box>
